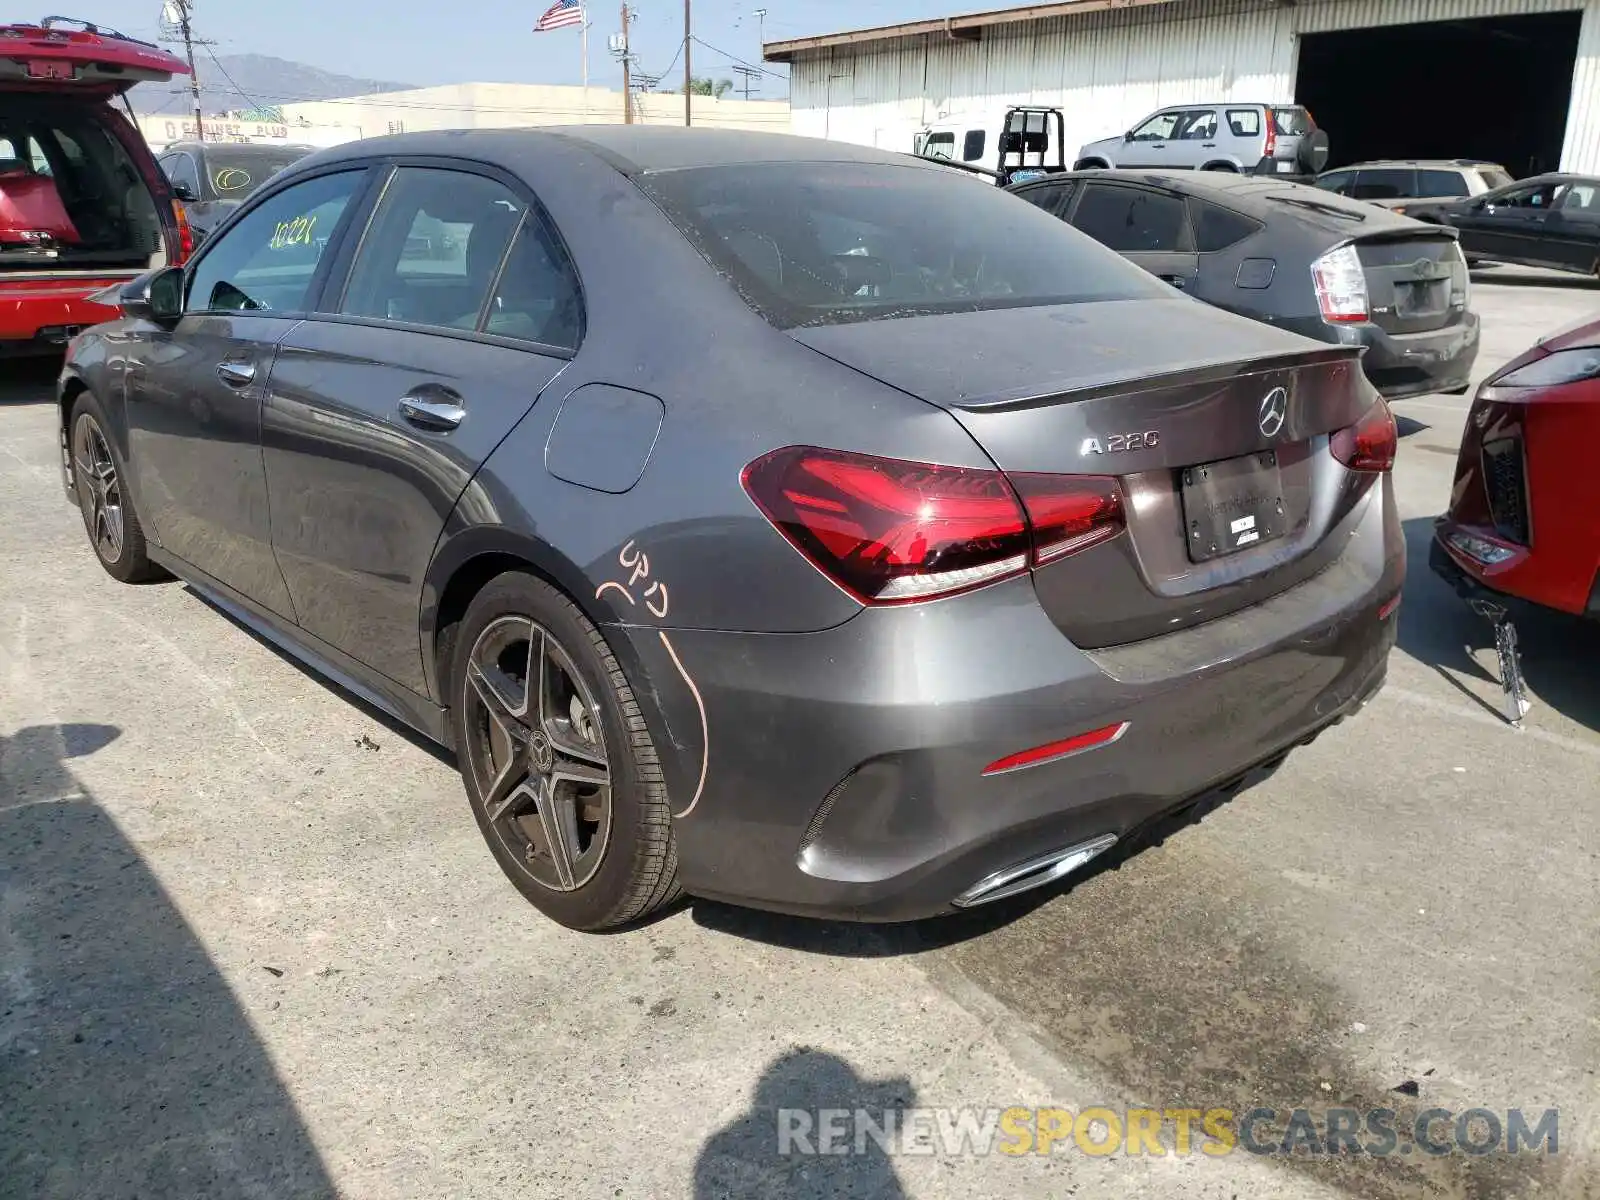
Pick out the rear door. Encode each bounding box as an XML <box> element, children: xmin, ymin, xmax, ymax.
<box><xmin>1120</xmin><ymin>110</ymin><xmax>1184</xmax><ymax>169</ymax></box>
<box><xmin>1350</xmin><ymin>168</ymin><xmax>1415</xmax><ymax>205</ymax></box>
<box><xmin>1171</xmin><ymin>109</ymin><xmax>1221</xmax><ymax>169</ymax></box>
<box><xmin>1068</xmin><ymin>181</ymin><xmax>1199</xmax><ymax>292</ymax></box>
<box><xmin>1010</xmin><ymin>178</ymin><xmax>1079</xmax><ymax>219</ymax></box>
<box><xmin>1541</xmin><ymin>182</ymin><xmax>1600</xmax><ymax>273</ymax></box>
<box><xmin>261</xmin><ymin>163</ymin><xmax>581</xmax><ymax>693</ymax></box>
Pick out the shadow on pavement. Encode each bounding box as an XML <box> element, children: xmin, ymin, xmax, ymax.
<box><xmin>0</xmin><ymin>722</ymin><xmax>336</xmax><ymax>1200</ymax></box>
<box><xmin>1398</xmin><ymin>516</ymin><xmax>1600</xmax><ymax>731</ymax></box>
<box><xmin>0</xmin><ymin>357</ymin><xmax>61</xmax><ymax>406</ymax></box>
<box><xmin>694</xmin><ymin>1048</ymin><xmax>913</xmax><ymax>1199</ymax></box>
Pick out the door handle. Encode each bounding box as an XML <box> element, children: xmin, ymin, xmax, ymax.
<box><xmin>1201</xmin><ymin>142</ymin><xmax>1216</xmax><ymax>148</ymax></box>
<box><xmin>1159</xmin><ymin>274</ymin><xmax>1188</xmax><ymax>289</ymax></box>
<box><xmin>399</xmin><ymin>394</ymin><xmax>466</xmax><ymax>432</ymax></box>
<box><xmin>215</xmin><ymin>359</ymin><xmax>256</xmax><ymax>387</ymax></box>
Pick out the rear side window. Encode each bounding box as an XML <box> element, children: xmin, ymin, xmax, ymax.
<box><xmin>1351</xmin><ymin>169</ymin><xmax>1414</xmax><ymax>200</ymax></box>
<box><xmin>1225</xmin><ymin>109</ymin><xmax>1261</xmax><ymax>137</ymax></box>
<box><xmin>962</xmin><ymin>130</ymin><xmax>986</xmax><ymax>163</ymax></box>
<box><xmin>1417</xmin><ymin>170</ymin><xmax>1470</xmax><ymax>198</ymax></box>
<box><xmin>1479</xmin><ymin>167</ymin><xmax>1513</xmax><ymax>190</ymax></box>
<box><xmin>1190</xmin><ymin>199</ymin><xmax>1262</xmax><ymax>252</ymax></box>
<box><xmin>639</xmin><ymin>161</ymin><xmax>1166</xmax><ymax>329</ymax></box>
<box><xmin>185</xmin><ymin>170</ymin><xmax>361</xmax><ymax>314</ymax></box>
<box><xmin>1072</xmin><ymin>184</ymin><xmax>1191</xmax><ymax>253</ymax></box>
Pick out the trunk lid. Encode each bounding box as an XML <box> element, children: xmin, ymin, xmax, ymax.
<box><xmin>0</xmin><ymin>20</ymin><xmax>188</xmax><ymax>95</ymax></box>
<box><xmin>1354</xmin><ymin>229</ymin><xmax>1469</xmax><ymax>335</ymax></box>
<box><xmin>793</xmin><ymin>299</ymin><xmax>1380</xmax><ymax>647</ymax></box>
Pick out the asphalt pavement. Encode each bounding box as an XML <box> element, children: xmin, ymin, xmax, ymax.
<box><xmin>3</xmin><ymin>268</ymin><xmax>1599</xmax><ymax>1200</ymax></box>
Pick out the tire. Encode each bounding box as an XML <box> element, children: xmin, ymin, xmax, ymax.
<box><xmin>68</xmin><ymin>391</ymin><xmax>166</xmax><ymax>584</ymax></box>
<box><xmin>1297</xmin><ymin>129</ymin><xmax>1331</xmax><ymax>176</ymax></box>
<box><xmin>446</xmin><ymin>570</ymin><xmax>681</xmax><ymax>931</ymax></box>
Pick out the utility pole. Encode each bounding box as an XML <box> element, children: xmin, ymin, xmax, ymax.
<box><xmin>754</xmin><ymin>7</ymin><xmax>767</xmax><ymax>50</ymax></box>
<box><xmin>732</xmin><ymin>64</ymin><xmax>760</xmax><ymax>101</ymax></box>
<box><xmin>160</xmin><ymin>0</ymin><xmax>207</xmax><ymax>141</ymax></box>
<box><xmin>621</xmin><ymin>2</ymin><xmax>632</xmax><ymax>124</ymax></box>
<box><xmin>683</xmin><ymin>0</ymin><xmax>692</xmax><ymax>126</ymax></box>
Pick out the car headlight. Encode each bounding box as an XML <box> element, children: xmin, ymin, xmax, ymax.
<box><xmin>1491</xmin><ymin>346</ymin><xmax>1600</xmax><ymax>390</ymax></box>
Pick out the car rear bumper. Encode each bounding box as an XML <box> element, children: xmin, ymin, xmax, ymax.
<box><xmin>0</xmin><ymin>275</ymin><xmax>130</xmax><ymax>352</ymax></box>
<box><xmin>1294</xmin><ymin>312</ymin><xmax>1479</xmax><ymax>400</ymax></box>
<box><xmin>630</xmin><ymin>479</ymin><xmax>1403</xmax><ymax>922</ymax></box>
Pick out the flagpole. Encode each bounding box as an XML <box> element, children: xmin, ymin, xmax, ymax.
<box><xmin>580</xmin><ymin>2</ymin><xmax>589</xmax><ymax>96</ymax></box>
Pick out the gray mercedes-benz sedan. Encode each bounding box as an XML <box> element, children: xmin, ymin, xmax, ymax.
<box><xmin>58</xmin><ymin>128</ymin><xmax>1403</xmax><ymax>930</ymax></box>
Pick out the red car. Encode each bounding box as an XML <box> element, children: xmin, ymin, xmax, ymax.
<box><xmin>1431</xmin><ymin>313</ymin><xmax>1600</xmax><ymax>620</ymax></box>
<box><xmin>1</xmin><ymin>18</ymin><xmax>192</xmax><ymax>356</ymax></box>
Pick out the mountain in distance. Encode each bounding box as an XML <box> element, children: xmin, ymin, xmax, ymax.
<box><xmin>128</xmin><ymin>53</ymin><xmax>414</xmax><ymax>116</ymax></box>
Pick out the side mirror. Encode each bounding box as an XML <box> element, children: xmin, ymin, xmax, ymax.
<box><xmin>145</xmin><ymin>265</ymin><xmax>185</xmax><ymax>323</ymax></box>
<box><xmin>170</xmin><ymin>180</ymin><xmax>199</xmax><ymax>202</ymax></box>
<box><xmin>1124</xmin><ymin>130</ymin><xmax>1135</xmax><ymax>142</ymax></box>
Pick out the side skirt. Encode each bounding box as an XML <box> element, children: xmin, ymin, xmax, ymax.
<box><xmin>150</xmin><ymin>547</ymin><xmax>453</xmax><ymax>749</ymax></box>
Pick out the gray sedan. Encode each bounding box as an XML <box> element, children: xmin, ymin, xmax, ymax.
<box><xmin>58</xmin><ymin>129</ymin><xmax>1401</xmax><ymax>929</ymax></box>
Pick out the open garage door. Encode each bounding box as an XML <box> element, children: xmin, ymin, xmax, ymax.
<box><xmin>1296</xmin><ymin>11</ymin><xmax>1582</xmax><ymax>178</ymax></box>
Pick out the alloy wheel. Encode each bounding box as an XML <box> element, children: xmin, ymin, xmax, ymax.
<box><xmin>461</xmin><ymin>616</ymin><xmax>613</xmax><ymax>892</ymax></box>
<box><xmin>73</xmin><ymin>413</ymin><xmax>124</xmax><ymax>564</ymax></box>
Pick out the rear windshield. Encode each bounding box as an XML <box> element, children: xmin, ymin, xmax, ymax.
<box><xmin>637</xmin><ymin>161</ymin><xmax>1166</xmax><ymax>329</ymax></box>
<box><xmin>0</xmin><ymin>103</ymin><xmax>163</xmax><ymax>270</ymax></box>
<box><xmin>205</xmin><ymin>148</ymin><xmax>308</xmax><ymax>197</ymax></box>
<box><xmin>1273</xmin><ymin>108</ymin><xmax>1314</xmax><ymax>135</ymax></box>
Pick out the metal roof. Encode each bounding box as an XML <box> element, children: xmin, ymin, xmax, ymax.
<box><xmin>762</xmin><ymin>0</ymin><xmax>1180</xmax><ymax>62</ymax></box>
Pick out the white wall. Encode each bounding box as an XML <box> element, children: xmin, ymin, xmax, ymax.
<box><xmin>788</xmin><ymin>0</ymin><xmax>1600</xmax><ymax>172</ymax></box>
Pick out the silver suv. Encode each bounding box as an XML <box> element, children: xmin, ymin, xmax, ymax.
<box><xmin>1314</xmin><ymin>160</ymin><xmax>1514</xmax><ymax>216</ymax></box>
<box><xmin>1075</xmin><ymin>104</ymin><xmax>1328</xmax><ymax>177</ymax></box>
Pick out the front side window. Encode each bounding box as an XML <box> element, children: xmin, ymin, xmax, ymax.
<box><xmin>921</xmin><ymin>133</ymin><xmax>955</xmax><ymax>161</ymax></box>
<box><xmin>1417</xmin><ymin>170</ymin><xmax>1470</xmax><ymax>198</ymax></box>
<box><xmin>639</xmin><ymin>161</ymin><xmax>1165</xmax><ymax>329</ymax></box>
<box><xmin>1072</xmin><ymin>184</ymin><xmax>1190</xmax><ymax>253</ymax></box>
<box><xmin>1130</xmin><ymin>111</ymin><xmax>1182</xmax><ymax>141</ymax></box>
<box><xmin>185</xmin><ymin>170</ymin><xmax>361</xmax><ymax>314</ymax></box>
<box><xmin>1491</xmin><ymin>183</ymin><xmax>1560</xmax><ymax>210</ymax></box>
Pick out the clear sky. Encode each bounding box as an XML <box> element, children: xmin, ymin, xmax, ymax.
<box><xmin>73</xmin><ymin>0</ymin><xmax>967</xmax><ymax>99</ymax></box>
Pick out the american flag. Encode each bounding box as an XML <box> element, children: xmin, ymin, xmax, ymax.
<box><xmin>534</xmin><ymin>0</ymin><xmax>584</xmax><ymax>30</ymax></box>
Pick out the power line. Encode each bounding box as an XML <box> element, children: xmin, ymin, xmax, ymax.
<box><xmin>203</xmin><ymin>44</ymin><xmax>270</xmax><ymax>116</ymax></box>
<box><xmin>690</xmin><ymin>35</ymin><xmax>787</xmax><ymax>80</ymax></box>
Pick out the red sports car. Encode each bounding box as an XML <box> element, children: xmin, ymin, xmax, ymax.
<box><xmin>1431</xmin><ymin>313</ymin><xmax>1600</xmax><ymax>621</ymax></box>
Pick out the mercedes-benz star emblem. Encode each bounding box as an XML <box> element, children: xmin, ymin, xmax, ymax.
<box><xmin>528</xmin><ymin>730</ymin><xmax>555</xmax><ymax>773</ymax></box>
<box><xmin>1258</xmin><ymin>387</ymin><xmax>1288</xmax><ymax>439</ymax></box>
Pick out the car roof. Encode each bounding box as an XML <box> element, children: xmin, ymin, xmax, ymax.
<box><xmin>1326</xmin><ymin>160</ymin><xmax>1505</xmax><ymax>171</ymax></box>
<box><xmin>1038</xmin><ymin>168</ymin><xmax>1422</xmax><ymax>231</ymax></box>
<box><xmin>299</xmin><ymin>126</ymin><xmax>934</xmax><ymax>177</ymax></box>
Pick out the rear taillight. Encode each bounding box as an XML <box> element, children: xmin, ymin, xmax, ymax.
<box><xmin>1331</xmin><ymin>399</ymin><xmax>1397</xmax><ymax>472</ymax></box>
<box><xmin>172</xmin><ymin>200</ymin><xmax>193</xmax><ymax>264</ymax></box>
<box><xmin>1263</xmin><ymin>108</ymin><xmax>1277</xmax><ymax>158</ymax></box>
<box><xmin>741</xmin><ymin>446</ymin><xmax>1125</xmax><ymax>605</ymax></box>
<box><xmin>1311</xmin><ymin>244</ymin><xmax>1368</xmax><ymax>324</ymax></box>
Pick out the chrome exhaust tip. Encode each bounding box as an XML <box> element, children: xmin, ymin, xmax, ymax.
<box><xmin>952</xmin><ymin>834</ymin><xmax>1118</xmax><ymax>908</ymax></box>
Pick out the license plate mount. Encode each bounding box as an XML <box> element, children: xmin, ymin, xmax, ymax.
<box><xmin>1181</xmin><ymin>450</ymin><xmax>1287</xmax><ymax>563</ymax></box>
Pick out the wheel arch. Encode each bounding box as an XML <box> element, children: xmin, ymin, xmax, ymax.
<box><xmin>57</xmin><ymin>368</ymin><xmax>91</xmax><ymax>495</ymax></box>
<box><xmin>1073</xmin><ymin>157</ymin><xmax>1110</xmax><ymax>171</ymax></box>
<box><xmin>422</xmin><ymin>525</ymin><xmax>598</xmax><ymax>704</ymax></box>
<box><xmin>1200</xmin><ymin>160</ymin><xmax>1240</xmax><ymax>172</ymax></box>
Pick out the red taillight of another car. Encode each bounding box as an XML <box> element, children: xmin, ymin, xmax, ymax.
<box><xmin>172</xmin><ymin>200</ymin><xmax>194</xmax><ymax>264</ymax></box>
<box><xmin>1331</xmin><ymin>399</ymin><xmax>1398</xmax><ymax>472</ymax></box>
<box><xmin>741</xmin><ymin>446</ymin><xmax>1125</xmax><ymax>605</ymax></box>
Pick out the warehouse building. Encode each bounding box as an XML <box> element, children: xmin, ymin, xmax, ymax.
<box><xmin>764</xmin><ymin>0</ymin><xmax>1600</xmax><ymax>177</ymax></box>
